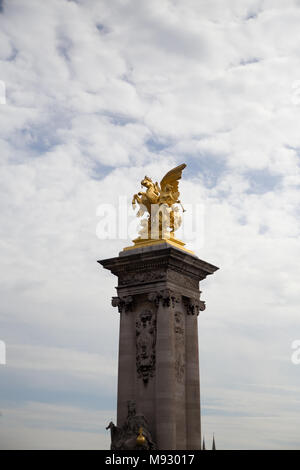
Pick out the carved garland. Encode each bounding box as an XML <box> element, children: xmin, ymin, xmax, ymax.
<box><xmin>174</xmin><ymin>311</ymin><xmax>185</xmax><ymax>383</ymax></box>
<box><xmin>118</xmin><ymin>270</ymin><xmax>165</xmax><ymax>286</ymax></box>
<box><xmin>136</xmin><ymin>309</ymin><xmax>156</xmax><ymax>385</ymax></box>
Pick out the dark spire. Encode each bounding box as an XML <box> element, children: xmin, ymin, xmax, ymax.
<box><xmin>202</xmin><ymin>436</ymin><xmax>206</xmax><ymax>450</ymax></box>
<box><xmin>212</xmin><ymin>434</ymin><xmax>216</xmax><ymax>450</ymax></box>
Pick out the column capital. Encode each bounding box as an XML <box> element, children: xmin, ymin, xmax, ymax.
<box><xmin>183</xmin><ymin>296</ymin><xmax>206</xmax><ymax>316</ymax></box>
<box><xmin>111</xmin><ymin>295</ymin><xmax>134</xmax><ymax>313</ymax></box>
<box><xmin>147</xmin><ymin>289</ymin><xmax>181</xmax><ymax>308</ymax></box>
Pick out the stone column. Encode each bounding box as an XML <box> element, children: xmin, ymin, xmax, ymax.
<box><xmin>184</xmin><ymin>297</ymin><xmax>205</xmax><ymax>449</ymax></box>
<box><xmin>154</xmin><ymin>290</ymin><xmax>176</xmax><ymax>449</ymax></box>
<box><xmin>174</xmin><ymin>301</ymin><xmax>187</xmax><ymax>449</ymax></box>
<box><xmin>112</xmin><ymin>296</ymin><xmax>135</xmax><ymax>426</ymax></box>
<box><xmin>99</xmin><ymin>243</ymin><xmax>218</xmax><ymax>450</ymax></box>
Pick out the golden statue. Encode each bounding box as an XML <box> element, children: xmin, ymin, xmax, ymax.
<box><xmin>126</xmin><ymin>163</ymin><xmax>192</xmax><ymax>253</ymax></box>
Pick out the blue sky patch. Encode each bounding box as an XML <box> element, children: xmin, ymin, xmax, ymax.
<box><xmin>245</xmin><ymin>169</ymin><xmax>282</xmax><ymax>194</ymax></box>
<box><xmin>185</xmin><ymin>154</ymin><xmax>227</xmax><ymax>189</ymax></box>
<box><xmin>145</xmin><ymin>136</ymin><xmax>171</xmax><ymax>153</ymax></box>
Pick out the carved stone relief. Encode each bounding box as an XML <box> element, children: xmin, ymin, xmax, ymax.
<box><xmin>118</xmin><ymin>268</ymin><xmax>200</xmax><ymax>293</ymax></box>
<box><xmin>119</xmin><ymin>270</ymin><xmax>165</xmax><ymax>286</ymax></box>
<box><xmin>174</xmin><ymin>311</ymin><xmax>185</xmax><ymax>384</ymax></box>
<box><xmin>136</xmin><ymin>309</ymin><xmax>156</xmax><ymax>384</ymax></box>
<box><xmin>106</xmin><ymin>400</ymin><xmax>157</xmax><ymax>450</ymax></box>
<box><xmin>167</xmin><ymin>270</ymin><xmax>199</xmax><ymax>290</ymax></box>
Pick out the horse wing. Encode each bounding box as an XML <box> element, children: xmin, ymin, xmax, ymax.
<box><xmin>160</xmin><ymin>163</ymin><xmax>186</xmax><ymax>199</ymax></box>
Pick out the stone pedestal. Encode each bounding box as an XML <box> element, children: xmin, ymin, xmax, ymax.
<box><xmin>98</xmin><ymin>243</ymin><xmax>218</xmax><ymax>450</ymax></box>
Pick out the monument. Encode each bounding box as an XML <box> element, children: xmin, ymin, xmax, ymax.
<box><xmin>98</xmin><ymin>164</ymin><xmax>219</xmax><ymax>450</ymax></box>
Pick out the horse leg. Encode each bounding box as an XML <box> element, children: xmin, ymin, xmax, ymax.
<box><xmin>132</xmin><ymin>194</ymin><xmax>142</xmax><ymax>208</ymax></box>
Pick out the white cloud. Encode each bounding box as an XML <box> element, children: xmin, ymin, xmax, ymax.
<box><xmin>0</xmin><ymin>0</ymin><xmax>300</xmax><ymax>450</ymax></box>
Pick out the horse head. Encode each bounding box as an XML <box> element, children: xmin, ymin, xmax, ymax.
<box><xmin>141</xmin><ymin>176</ymin><xmax>153</xmax><ymax>189</ymax></box>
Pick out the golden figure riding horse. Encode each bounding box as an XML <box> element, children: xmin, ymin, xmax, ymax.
<box><xmin>130</xmin><ymin>164</ymin><xmax>189</xmax><ymax>251</ymax></box>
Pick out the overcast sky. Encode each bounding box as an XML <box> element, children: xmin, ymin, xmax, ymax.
<box><xmin>0</xmin><ymin>0</ymin><xmax>300</xmax><ymax>450</ymax></box>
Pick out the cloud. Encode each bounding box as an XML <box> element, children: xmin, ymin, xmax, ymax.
<box><xmin>0</xmin><ymin>402</ymin><xmax>112</xmax><ymax>449</ymax></box>
<box><xmin>0</xmin><ymin>0</ymin><xmax>300</xmax><ymax>450</ymax></box>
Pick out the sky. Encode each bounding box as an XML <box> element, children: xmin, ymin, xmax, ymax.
<box><xmin>0</xmin><ymin>0</ymin><xmax>300</xmax><ymax>450</ymax></box>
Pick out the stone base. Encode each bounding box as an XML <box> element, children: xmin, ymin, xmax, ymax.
<box><xmin>123</xmin><ymin>235</ymin><xmax>194</xmax><ymax>255</ymax></box>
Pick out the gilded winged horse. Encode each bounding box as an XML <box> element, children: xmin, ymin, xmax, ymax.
<box><xmin>132</xmin><ymin>164</ymin><xmax>186</xmax><ymax>238</ymax></box>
